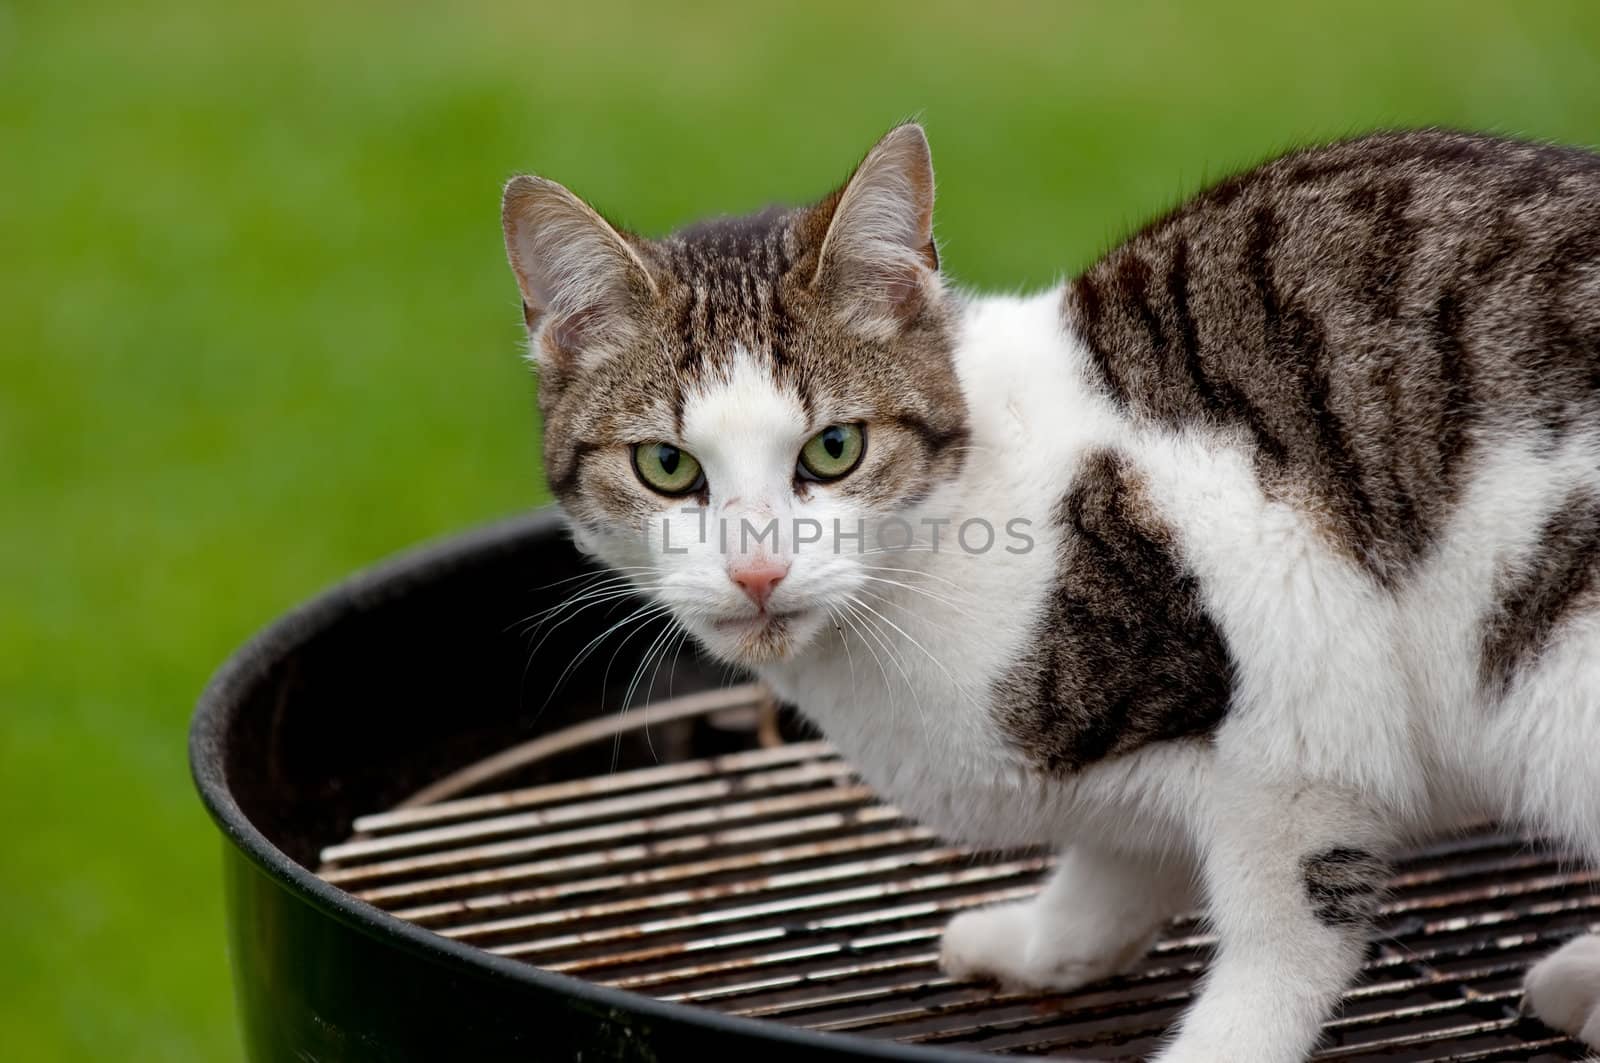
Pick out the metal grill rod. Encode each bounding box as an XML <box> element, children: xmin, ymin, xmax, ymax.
<box><xmin>318</xmin><ymin>700</ymin><xmax>1597</xmax><ymax>1062</ymax></box>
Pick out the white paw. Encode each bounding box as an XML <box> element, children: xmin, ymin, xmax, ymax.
<box><xmin>1524</xmin><ymin>934</ymin><xmax>1600</xmax><ymax>1047</ymax></box>
<box><xmin>939</xmin><ymin>900</ymin><xmax>1150</xmax><ymax>993</ymax></box>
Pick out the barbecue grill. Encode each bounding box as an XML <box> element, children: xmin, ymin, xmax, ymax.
<box><xmin>190</xmin><ymin>509</ymin><xmax>1598</xmax><ymax>1061</ymax></box>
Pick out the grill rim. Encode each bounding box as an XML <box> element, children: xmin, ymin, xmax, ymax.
<box><xmin>188</xmin><ymin>507</ymin><xmax>995</xmax><ymax>1063</ymax></box>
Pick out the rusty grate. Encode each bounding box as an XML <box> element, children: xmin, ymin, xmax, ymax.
<box><xmin>317</xmin><ymin>687</ymin><xmax>1598</xmax><ymax>1061</ymax></box>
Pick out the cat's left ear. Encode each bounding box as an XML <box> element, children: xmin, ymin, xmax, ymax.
<box><xmin>812</xmin><ymin>123</ymin><xmax>941</xmax><ymax>339</ymax></box>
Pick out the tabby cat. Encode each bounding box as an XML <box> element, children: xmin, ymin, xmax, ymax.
<box><xmin>500</xmin><ymin>124</ymin><xmax>1600</xmax><ymax>1061</ymax></box>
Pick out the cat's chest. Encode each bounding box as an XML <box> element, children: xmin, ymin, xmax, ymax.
<box><xmin>762</xmin><ymin>628</ymin><xmax>1064</xmax><ymax>848</ymax></box>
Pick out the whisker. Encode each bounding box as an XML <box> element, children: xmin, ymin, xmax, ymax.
<box><xmin>523</xmin><ymin>581</ymin><xmax>666</xmax><ymax>660</ymax></box>
<box><xmin>841</xmin><ymin>596</ymin><xmax>928</xmax><ymax>736</ymax></box>
<box><xmin>856</xmin><ymin>601</ymin><xmax>936</xmax><ymax>746</ymax></box>
<box><xmin>613</xmin><ymin>616</ymin><xmax>682</xmax><ymax>769</ymax></box>
<box><xmin>851</xmin><ymin>592</ymin><xmax>982</xmax><ymax>710</ymax></box>
<box><xmin>519</xmin><ymin>567</ymin><xmax>660</xmax><ymax>623</ymax></box>
<box><xmin>826</xmin><ymin>605</ymin><xmax>858</xmax><ymax>689</ymax></box>
<box><xmin>859</xmin><ymin>561</ymin><xmax>969</xmax><ymax>592</ymax></box>
<box><xmin>510</xmin><ymin>571</ymin><xmax>647</xmax><ymax>635</ymax></box>
<box><xmin>599</xmin><ymin>605</ymin><xmax>674</xmax><ymax>710</ymax></box>
<box><xmin>858</xmin><ymin>544</ymin><xmax>949</xmax><ymax>558</ymax></box>
<box><xmin>529</xmin><ymin>564</ymin><xmax>655</xmax><ymax>594</ymax></box>
<box><xmin>664</xmin><ymin>624</ymin><xmax>693</xmax><ymax>704</ymax></box>
<box><xmin>517</xmin><ymin>584</ymin><xmax>659</xmax><ymax>716</ymax></box>
<box><xmin>836</xmin><ymin>604</ymin><xmax>895</xmax><ymax>711</ymax></box>
<box><xmin>855</xmin><ymin>574</ymin><xmax>978</xmax><ymax>616</ymax></box>
<box><xmin>504</xmin><ymin>571</ymin><xmax>631</xmax><ymax>635</ymax></box>
<box><xmin>539</xmin><ymin>601</ymin><xmax>674</xmax><ymax>713</ymax></box>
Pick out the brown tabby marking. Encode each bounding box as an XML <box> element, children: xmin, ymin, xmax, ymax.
<box><xmin>1302</xmin><ymin>847</ymin><xmax>1390</xmax><ymax>929</ymax></box>
<box><xmin>1067</xmin><ymin>129</ymin><xmax>1600</xmax><ymax>588</ymax></box>
<box><xmin>997</xmin><ymin>448</ymin><xmax>1235</xmax><ymax>774</ymax></box>
<box><xmin>1480</xmin><ymin>491</ymin><xmax>1600</xmax><ymax>697</ymax></box>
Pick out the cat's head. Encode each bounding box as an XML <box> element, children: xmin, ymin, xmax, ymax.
<box><xmin>501</xmin><ymin>124</ymin><xmax>969</xmax><ymax>667</ymax></box>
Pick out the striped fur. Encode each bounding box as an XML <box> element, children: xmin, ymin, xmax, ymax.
<box><xmin>1069</xmin><ymin>131</ymin><xmax>1600</xmax><ymax>589</ymax></box>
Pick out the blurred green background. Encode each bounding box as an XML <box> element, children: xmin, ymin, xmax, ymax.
<box><xmin>4</xmin><ymin>0</ymin><xmax>1598</xmax><ymax>1058</ymax></box>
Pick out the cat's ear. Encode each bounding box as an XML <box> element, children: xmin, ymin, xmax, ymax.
<box><xmin>501</xmin><ymin>175</ymin><xmax>657</xmax><ymax>370</ymax></box>
<box><xmin>812</xmin><ymin>123</ymin><xmax>941</xmax><ymax>338</ymax></box>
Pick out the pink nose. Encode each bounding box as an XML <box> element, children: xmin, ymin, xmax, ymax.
<box><xmin>729</xmin><ymin>560</ymin><xmax>789</xmax><ymax>609</ymax></box>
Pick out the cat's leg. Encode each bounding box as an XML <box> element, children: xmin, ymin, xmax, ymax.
<box><xmin>1492</xmin><ymin>616</ymin><xmax>1600</xmax><ymax>1049</ymax></box>
<box><xmin>1153</xmin><ymin>777</ymin><xmax>1388</xmax><ymax>1063</ymax></box>
<box><xmin>940</xmin><ymin>841</ymin><xmax>1193</xmax><ymax>992</ymax></box>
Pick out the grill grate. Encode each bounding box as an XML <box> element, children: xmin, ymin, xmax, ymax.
<box><xmin>318</xmin><ymin>691</ymin><xmax>1598</xmax><ymax>1061</ymax></box>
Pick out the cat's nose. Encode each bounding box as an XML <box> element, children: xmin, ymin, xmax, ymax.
<box><xmin>729</xmin><ymin>559</ymin><xmax>789</xmax><ymax>609</ymax></box>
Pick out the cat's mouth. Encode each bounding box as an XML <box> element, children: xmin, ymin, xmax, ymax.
<box><xmin>702</xmin><ymin>607</ymin><xmax>818</xmax><ymax>664</ymax></box>
<box><xmin>710</xmin><ymin>607</ymin><xmax>809</xmax><ymax>634</ymax></box>
<box><xmin>707</xmin><ymin>605</ymin><xmax>819</xmax><ymax>665</ymax></box>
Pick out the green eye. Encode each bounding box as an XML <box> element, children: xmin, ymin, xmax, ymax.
<box><xmin>632</xmin><ymin>442</ymin><xmax>704</xmax><ymax>495</ymax></box>
<box><xmin>798</xmin><ymin>424</ymin><xmax>866</xmax><ymax>482</ymax></box>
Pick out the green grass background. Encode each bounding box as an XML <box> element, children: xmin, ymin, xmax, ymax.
<box><xmin>4</xmin><ymin>1</ymin><xmax>1599</xmax><ymax>1058</ymax></box>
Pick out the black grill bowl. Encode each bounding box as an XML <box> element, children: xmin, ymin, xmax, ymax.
<box><xmin>191</xmin><ymin>509</ymin><xmax>1595</xmax><ymax>1063</ymax></box>
<box><xmin>188</xmin><ymin>508</ymin><xmax>962</xmax><ymax>1062</ymax></box>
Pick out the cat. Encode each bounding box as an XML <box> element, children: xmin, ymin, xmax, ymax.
<box><xmin>500</xmin><ymin>123</ymin><xmax>1600</xmax><ymax>1062</ymax></box>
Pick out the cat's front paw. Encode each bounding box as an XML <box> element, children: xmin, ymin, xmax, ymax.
<box><xmin>939</xmin><ymin>900</ymin><xmax>1143</xmax><ymax>993</ymax></box>
<box><xmin>1524</xmin><ymin>934</ymin><xmax>1600</xmax><ymax>1046</ymax></box>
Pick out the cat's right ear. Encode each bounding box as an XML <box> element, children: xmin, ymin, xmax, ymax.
<box><xmin>501</xmin><ymin>176</ymin><xmax>657</xmax><ymax>370</ymax></box>
<box><xmin>811</xmin><ymin>123</ymin><xmax>941</xmax><ymax>340</ymax></box>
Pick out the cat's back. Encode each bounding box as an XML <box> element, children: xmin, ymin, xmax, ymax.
<box><xmin>1066</xmin><ymin>129</ymin><xmax>1600</xmax><ymax>586</ymax></box>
